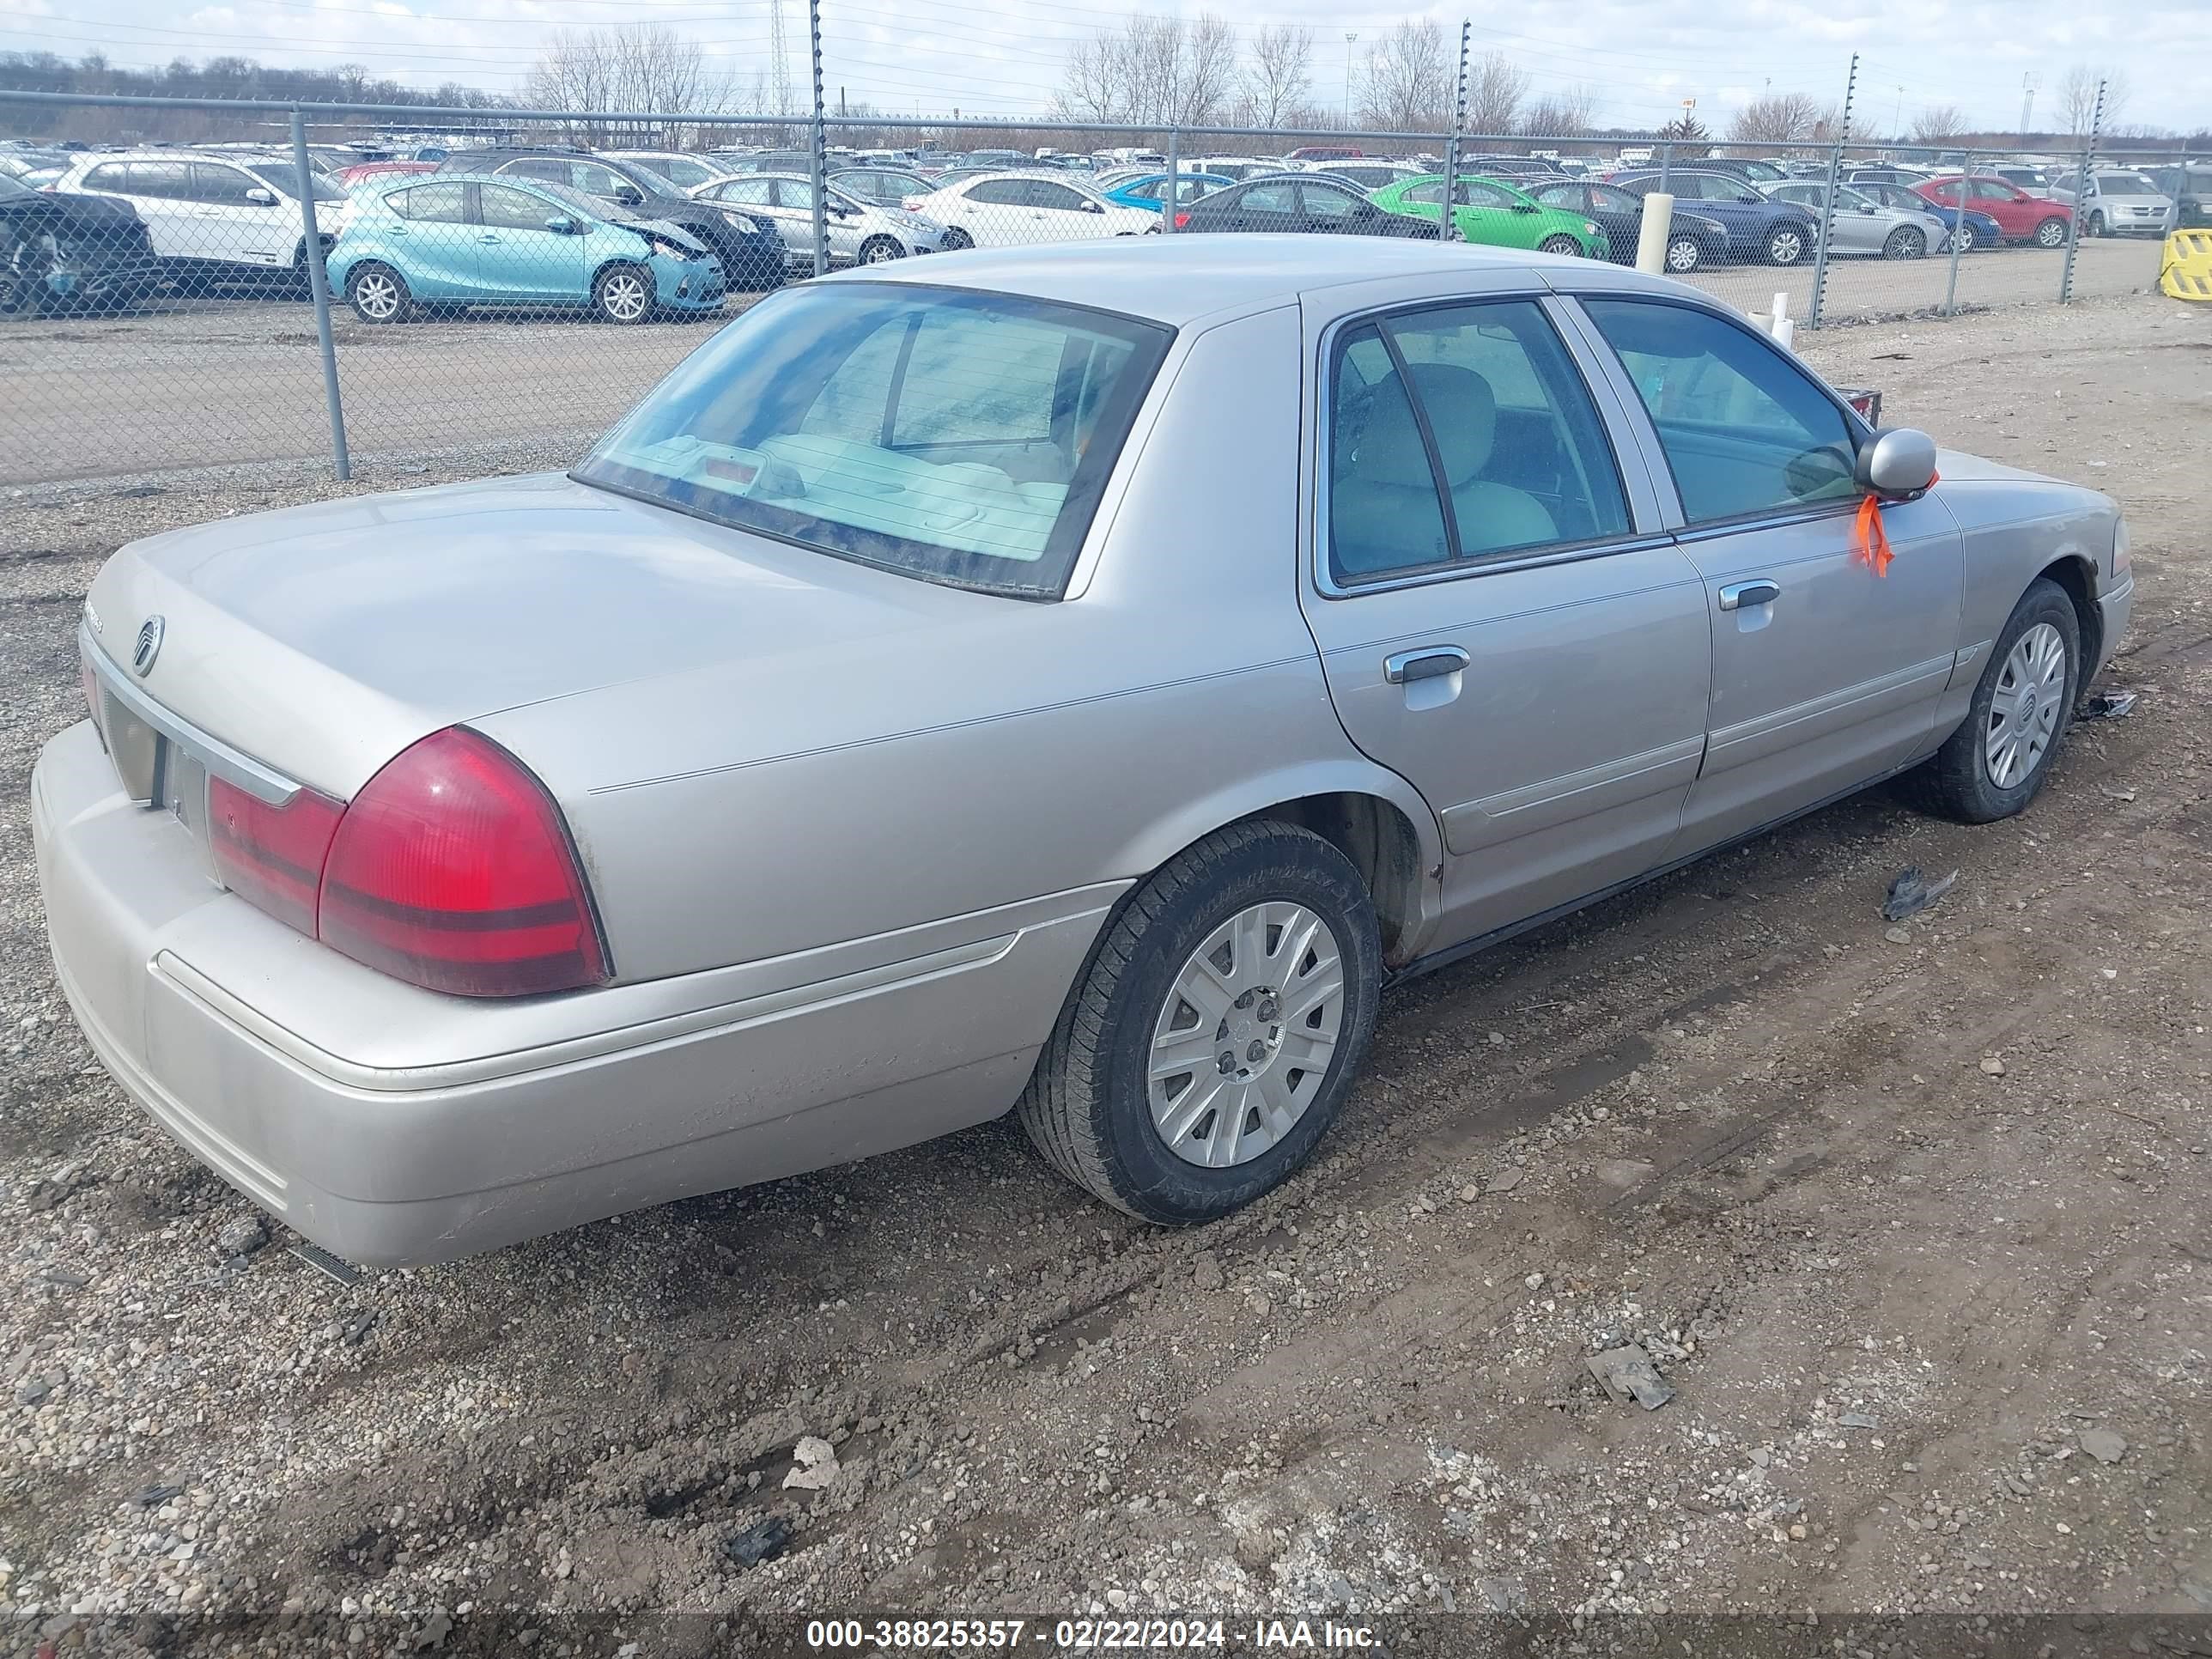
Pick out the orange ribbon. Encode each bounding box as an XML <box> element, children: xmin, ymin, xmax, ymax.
<box><xmin>1852</xmin><ymin>468</ymin><xmax>1938</xmax><ymax>578</ymax></box>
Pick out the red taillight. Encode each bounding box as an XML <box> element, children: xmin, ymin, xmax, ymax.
<box><xmin>1173</xmin><ymin>210</ymin><xmax>1190</xmax><ymax>229</ymax></box>
<box><xmin>209</xmin><ymin>775</ymin><xmax>345</xmax><ymax>937</ymax></box>
<box><xmin>315</xmin><ymin>728</ymin><xmax>607</xmax><ymax>998</ymax></box>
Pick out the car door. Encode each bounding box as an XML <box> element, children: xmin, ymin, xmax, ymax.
<box><xmin>79</xmin><ymin>161</ymin><xmax>189</xmax><ymax>260</ymax></box>
<box><xmin>703</xmin><ymin>176</ymin><xmax>795</xmax><ymax>261</ymax></box>
<box><xmin>1294</xmin><ymin>179</ymin><xmax>1378</xmax><ymax>236</ymax></box>
<box><xmin>1450</xmin><ymin>178</ymin><xmax>1532</xmax><ymax>246</ymax></box>
<box><xmin>382</xmin><ymin>180</ymin><xmax>475</xmax><ymax>296</ymax></box>
<box><xmin>472</xmin><ymin>183</ymin><xmax>586</xmax><ymax>301</ymax></box>
<box><xmin>1569</xmin><ymin>296</ymin><xmax>1963</xmax><ymax>854</ymax></box>
<box><xmin>1814</xmin><ymin>188</ymin><xmax>1882</xmax><ymax>252</ymax></box>
<box><xmin>1214</xmin><ymin>178</ymin><xmax>1300</xmax><ymax>234</ymax></box>
<box><xmin>1297</xmin><ymin>291</ymin><xmax>1715</xmax><ymax>947</ymax></box>
<box><xmin>1024</xmin><ymin>179</ymin><xmax>1116</xmax><ymax>241</ymax></box>
<box><xmin>188</xmin><ymin>161</ymin><xmax>290</xmax><ymax>267</ymax></box>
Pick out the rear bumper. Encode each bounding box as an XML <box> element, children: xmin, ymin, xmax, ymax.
<box><xmin>33</xmin><ymin>720</ymin><xmax>1105</xmax><ymax>1267</ymax></box>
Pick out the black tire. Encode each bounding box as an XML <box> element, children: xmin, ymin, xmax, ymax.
<box><xmin>2085</xmin><ymin>211</ymin><xmax>2106</xmax><ymax>238</ymax></box>
<box><xmin>1901</xmin><ymin>577</ymin><xmax>2081</xmax><ymax>823</ymax></box>
<box><xmin>592</xmin><ymin>263</ymin><xmax>653</xmax><ymax>324</ymax></box>
<box><xmin>344</xmin><ymin>262</ymin><xmax>412</xmax><ymax>324</ymax></box>
<box><xmin>2034</xmin><ymin>216</ymin><xmax>2069</xmax><ymax>248</ymax></box>
<box><xmin>856</xmin><ymin>234</ymin><xmax>903</xmax><ymax>265</ymax></box>
<box><xmin>1765</xmin><ymin>223</ymin><xmax>1808</xmax><ymax>265</ymax></box>
<box><xmin>1952</xmin><ymin>222</ymin><xmax>1977</xmax><ymax>253</ymax></box>
<box><xmin>1537</xmin><ymin>233</ymin><xmax>1584</xmax><ymax>257</ymax></box>
<box><xmin>1016</xmin><ymin>820</ymin><xmax>1382</xmax><ymax>1224</ymax></box>
<box><xmin>1663</xmin><ymin>234</ymin><xmax>1703</xmax><ymax>273</ymax></box>
<box><xmin>1884</xmin><ymin>225</ymin><xmax>1927</xmax><ymax>260</ymax></box>
<box><xmin>940</xmin><ymin>226</ymin><xmax>974</xmax><ymax>251</ymax></box>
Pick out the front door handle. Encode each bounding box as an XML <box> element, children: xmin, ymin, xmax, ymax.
<box><xmin>1717</xmin><ymin>580</ymin><xmax>1781</xmax><ymax>611</ymax></box>
<box><xmin>478</xmin><ymin>233</ymin><xmax>501</xmax><ymax>243</ymax></box>
<box><xmin>1382</xmin><ymin>646</ymin><xmax>1470</xmax><ymax>684</ymax></box>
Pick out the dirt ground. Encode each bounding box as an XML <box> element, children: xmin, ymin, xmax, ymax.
<box><xmin>1</xmin><ymin>290</ymin><xmax>2208</xmax><ymax>1656</ymax></box>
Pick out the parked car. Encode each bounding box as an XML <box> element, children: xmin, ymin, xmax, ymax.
<box><xmin>1184</xmin><ymin>156</ymin><xmax>1280</xmax><ymax>183</ymax></box>
<box><xmin>52</xmin><ymin>149</ymin><xmax>349</xmax><ymax>288</ymax></box>
<box><xmin>1844</xmin><ymin>166</ymin><xmax>1940</xmax><ymax>187</ymax></box>
<box><xmin>714</xmin><ymin>149</ymin><xmax>817</xmax><ymax>175</ymax></box>
<box><xmin>1285</xmin><ymin>144</ymin><xmax>1362</xmax><ymax>162</ymax></box>
<box><xmin>1306</xmin><ymin>161</ymin><xmax>1426</xmax><ymax>192</ymax></box>
<box><xmin>0</xmin><ymin>147</ymin><xmax>72</xmax><ymax>180</ymax></box>
<box><xmin>2046</xmin><ymin>168</ymin><xmax>2178</xmax><ymax>237</ymax></box>
<box><xmin>1609</xmin><ymin>169</ymin><xmax>1820</xmax><ymax>264</ymax></box>
<box><xmin>0</xmin><ymin>173</ymin><xmax>164</xmax><ymax>315</ymax></box>
<box><xmin>606</xmin><ymin>149</ymin><xmax>733</xmax><ymax>192</ymax></box>
<box><xmin>1697</xmin><ymin>156</ymin><xmax>1790</xmax><ymax>183</ymax></box>
<box><xmin>691</xmin><ymin>173</ymin><xmax>946</xmax><ymax>266</ymax></box>
<box><xmin>1370</xmin><ymin>173</ymin><xmax>1608</xmax><ymax>258</ymax></box>
<box><xmin>326</xmin><ymin>175</ymin><xmax>724</xmax><ymax>324</ymax></box>
<box><xmin>1173</xmin><ymin>173</ymin><xmax>1439</xmax><ymax>237</ymax></box>
<box><xmin>36</xmin><ymin>238</ymin><xmax>2132</xmax><ymax>1266</ymax></box>
<box><xmin>1099</xmin><ymin>171</ymin><xmax>1234</xmax><ymax>213</ymax></box>
<box><xmin>1913</xmin><ymin>176</ymin><xmax>2074</xmax><ymax>247</ymax></box>
<box><xmin>1530</xmin><ymin>179</ymin><xmax>1729</xmax><ymax>271</ymax></box>
<box><xmin>902</xmin><ymin>171</ymin><xmax>1154</xmax><ymax>248</ymax></box>
<box><xmin>335</xmin><ymin>160</ymin><xmax>438</xmax><ymax>189</ymax></box>
<box><xmin>830</xmin><ymin>166</ymin><xmax>933</xmax><ymax>209</ymax></box>
<box><xmin>1990</xmin><ymin>164</ymin><xmax>2057</xmax><ymax>192</ymax></box>
<box><xmin>1459</xmin><ymin>155</ymin><xmax>1560</xmax><ymax>181</ymax></box>
<box><xmin>2145</xmin><ymin>161</ymin><xmax>2212</xmax><ymax>229</ymax></box>
<box><xmin>1849</xmin><ymin>180</ymin><xmax>2003</xmax><ymax>252</ymax></box>
<box><xmin>434</xmin><ymin>149</ymin><xmax>785</xmax><ymax>289</ymax></box>
<box><xmin>1761</xmin><ymin>181</ymin><xmax>1948</xmax><ymax>258</ymax></box>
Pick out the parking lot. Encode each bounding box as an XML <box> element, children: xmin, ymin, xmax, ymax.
<box><xmin>3</xmin><ymin>289</ymin><xmax>2207</xmax><ymax>1649</ymax></box>
<box><xmin>0</xmin><ymin>234</ymin><xmax>2165</xmax><ymax>487</ymax></box>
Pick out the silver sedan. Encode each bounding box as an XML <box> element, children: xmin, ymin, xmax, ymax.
<box><xmin>1765</xmin><ymin>180</ymin><xmax>1949</xmax><ymax>258</ymax></box>
<box><xmin>691</xmin><ymin>171</ymin><xmax>946</xmax><ymax>266</ymax></box>
<box><xmin>34</xmin><ymin>240</ymin><xmax>2132</xmax><ymax>1267</ymax></box>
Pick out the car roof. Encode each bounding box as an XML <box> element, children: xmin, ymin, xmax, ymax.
<box><xmin>823</xmin><ymin>235</ymin><xmax>1684</xmax><ymax>327</ymax></box>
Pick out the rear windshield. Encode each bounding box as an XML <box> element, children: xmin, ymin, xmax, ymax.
<box><xmin>574</xmin><ymin>283</ymin><xmax>1172</xmax><ymax>599</ymax></box>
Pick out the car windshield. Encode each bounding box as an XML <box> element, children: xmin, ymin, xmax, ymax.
<box><xmin>574</xmin><ymin>283</ymin><xmax>1173</xmax><ymax>599</ymax></box>
<box><xmin>246</xmin><ymin>165</ymin><xmax>348</xmax><ymax>204</ymax></box>
<box><xmin>2098</xmin><ymin>172</ymin><xmax>2160</xmax><ymax>196</ymax></box>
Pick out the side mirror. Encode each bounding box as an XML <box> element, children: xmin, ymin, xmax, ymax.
<box><xmin>615</xmin><ymin>186</ymin><xmax>644</xmax><ymax>207</ymax></box>
<box><xmin>1854</xmin><ymin>426</ymin><xmax>1938</xmax><ymax>499</ymax></box>
<box><xmin>244</xmin><ymin>187</ymin><xmax>277</xmax><ymax>207</ymax></box>
<box><xmin>544</xmin><ymin>216</ymin><xmax>580</xmax><ymax>234</ymax></box>
<box><xmin>1082</xmin><ymin>199</ymin><xmax>1104</xmax><ymax>213</ymax></box>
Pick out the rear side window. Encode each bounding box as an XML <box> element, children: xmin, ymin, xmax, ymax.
<box><xmin>1328</xmin><ymin>300</ymin><xmax>1630</xmax><ymax>582</ymax></box>
<box><xmin>576</xmin><ymin>284</ymin><xmax>1171</xmax><ymax>598</ymax></box>
<box><xmin>1238</xmin><ymin>182</ymin><xmax>1298</xmax><ymax>213</ymax></box>
<box><xmin>1583</xmin><ymin>299</ymin><xmax>1858</xmax><ymax>523</ymax></box>
<box><xmin>127</xmin><ymin>161</ymin><xmax>192</xmax><ymax>200</ymax></box>
<box><xmin>82</xmin><ymin>162</ymin><xmax>134</xmax><ymax>193</ymax></box>
<box><xmin>389</xmin><ymin>182</ymin><xmax>467</xmax><ymax>223</ymax></box>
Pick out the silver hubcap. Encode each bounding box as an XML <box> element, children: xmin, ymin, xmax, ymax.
<box><xmin>1984</xmin><ymin>622</ymin><xmax>2067</xmax><ymax>790</ymax></box>
<box><xmin>2040</xmin><ymin>222</ymin><xmax>2065</xmax><ymax>246</ymax></box>
<box><xmin>865</xmin><ymin>241</ymin><xmax>896</xmax><ymax>263</ymax></box>
<box><xmin>603</xmin><ymin>274</ymin><xmax>647</xmax><ymax>319</ymax></box>
<box><xmin>356</xmin><ymin>273</ymin><xmax>398</xmax><ymax>318</ymax></box>
<box><xmin>1668</xmin><ymin>240</ymin><xmax>1697</xmax><ymax>270</ymax></box>
<box><xmin>1773</xmin><ymin>232</ymin><xmax>1802</xmax><ymax>262</ymax></box>
<box><xmin>1149</xmin><ymin>902</ymin><xmax>1345</xmax><ymax>1170</ymax></box>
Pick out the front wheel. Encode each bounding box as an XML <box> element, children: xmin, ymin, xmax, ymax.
<box><xmin>2034</xmin><ymin>216</ymin><xmax>2070</xmax><ymax>248</ymax></box>
<box><xmin>1537</xmin><ymin>233</ymin><xmax>1585</xmax><ymax>257</ymax></box>
<box><xmin>2085</xmin><ymin>211</ymin><xmax>2106</xmax><ymax>238</ymax></box>
<box><xmin>1902</xmin><ymin>577</ymin><xmax>2081</xmax><ymax>823</ymax></box>
<box><xmin>939</xmin><ymin>225</ymin><xmax>974</xmax><ymax>251</ymax></box>
<box><xmin>1884</xmin><ymin>225</ymin><xmax>1927</xmax><ymax>259</ymax></box>
<box><xmin>856</xmin><ymin>235</ymin><xmax>902</xmax><ymax>265</ymax></box>
<box><xmin>1951</xmin><ymin>222</ymin><xmax>1978</xmax><ymax>252</ymax></box>
<box><xmin>1765</xmin><ymin>224</ymin><xmax>1807</xmax><ymax>265</ymax></box>
<box><xmin>592</xmin><ymin>263</ymin><xmax>653</xmax><ymax>324</ymax></box>
<box><xmin>344</xmin><ymin>262</ymin><xmax>412</xmax><ymax>324</ymax></box>
<box><xmin>1664</xmin><ymin>234</ymin><xmax>1704</xmax><ymax>272</ymax></box>
<box><xmin>1017</xmin><ymin>821</ymin><xmax>1381</xmax><ymax>1224</ymax></box>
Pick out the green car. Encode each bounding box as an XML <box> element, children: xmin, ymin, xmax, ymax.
<box><xmin>1370</xmin><ymin>173</ymin><xmax>1609</xmax><ymax>258</ymax></box>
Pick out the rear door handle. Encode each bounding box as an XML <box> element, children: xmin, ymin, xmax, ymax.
<box><xmin>1382</xmin><ymin>646</ymin><xmax>1470</xmax><ymax>684</ymax></box>
<box><xmin>1717</xmin><ymin>580</ymin><xmax>1781</xmax><ymax>611</ymax></box>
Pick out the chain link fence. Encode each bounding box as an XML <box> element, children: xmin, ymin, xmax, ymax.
<box><xmin>0</xmin><ymin>89</ymin><xmax>2189</xmax><ymax>488</ymax></box>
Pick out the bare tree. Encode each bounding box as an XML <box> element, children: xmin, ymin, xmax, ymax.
<box><xmin>1462</xmin><ymin>51</ymin><xmax>1528</xmax><ymax>137</ymax></box>
<box><xmin>1360</xmin><ymin>20</ymin><xmax>1449</xmax><ymax>133</ymax></box>
<box><xmin>1521</xmin><ymin>82</ymin><xmax>1597</xmax><ymax>137</ymax></box>
<box><xmin>526</xmin><ymin>24</ymin><xmax>729</xmax><ymax>129</ymax></box>
<box><xmin>1054</xmin><ymin>33</ymin><xmax>1123</xmax><ymax>124</ymax></box>
<box><xmin>1910</xmin><ymin>104</ymin><xmax>1969</xmax><ymax>143</ymax></box>
<box><xmin>2057</xmin><ymin>64</ymin><xmax>2130</xmax><ymax>135</ymax></box>
<box><xmin>1241</xmin><ymin>24</ymin><xmax>1314</xmax><ymax>130</ymax></box>
<box><xmin>1050</xmin><ymin>12</ymin><xmax>1237</xmax><ymax>128</ymax></box>
<box><xmin>1729</xmin><ymin>90</ymin><xmax>1820</xmax><ymax>144</ymax></box>
<box><xmin>1808</xmin><ymin>100</ymin><xmax>1845</xmax><ymax>142</ymax></box>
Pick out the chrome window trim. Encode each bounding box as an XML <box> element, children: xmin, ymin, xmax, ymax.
<box><xmin>80</xmin><ymin>617</ymin><xmax>302</xmax><ymax>807</ymax></box>
<box><xmin>1308</xmin><ymin>290</ymin><xmax>1667</xmax><ymax>601</ymax></box>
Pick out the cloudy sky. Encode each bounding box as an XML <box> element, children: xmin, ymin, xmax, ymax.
<box><xmin>2</xmin><ymin>0</ymin><xmax>2204</xmax><ymax>137</ymax></box>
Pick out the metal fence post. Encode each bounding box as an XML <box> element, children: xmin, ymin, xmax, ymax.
<box><xmin>2059</xmin><ymin>80</ymin><xmax>2104</xmax><ymax>304</ymax></box>
<box><xmin>1942</xmin><ymin>147</ymin><xmax>1970</xmax><ymax>314</ymax></box>
<box><xmin>288</xmin><ymin>109</ymin><xmax>349</xmax><ymax>481</ymax></box>
<box><xmin>1162</xmin><ymin>126</ymin><xmax>1180</xmax><ymax>233</ymax></box>
<box><xmin>806</xmin><ymin>0</ymin><xmax>829</xmax><ymax>276</ymax></box>
<box><xmin>1656</xmin><ymin>142</ymin><xmax>1673</xmax><ymax>194</ymax></box>
<box><xmin>1808</xmin><ymin>142</ymin><xmax>1844</xmax><ymax>330</ymax></box>
<box><xmin>1440</xmin><ymin>21</ymin><xmax>1470</xmax><ymax>243</ymax></box>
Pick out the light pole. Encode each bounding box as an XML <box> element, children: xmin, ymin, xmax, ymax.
<box><xmin>1892</xmin><ymin>85</ymin><xmax>1904</xmax><ymax>144</ymax></box>
<box><xmin>1343</xmin><ymin>32</ymin><xmax>1358</xmax><ymax>128</ymax></box>
<box><xmin>2019</xmin><ymin>70</ymin><xmax>2040</xmax><ymax>141</ymax></box>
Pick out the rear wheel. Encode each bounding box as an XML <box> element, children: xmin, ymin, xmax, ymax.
<box><xmin>940</xmin><ymin>226</ymin><xmax>974</xmax><ymax>251</ymax></box>
<box><xmin>1765</xmin><ymin>224</ymin><xmax>1807</xmax><ymax>265</ymax></box>
<box><xmin>1537</xmin><ymin>233</ymin><xmax>1584</xmax><ymax>257</ymax></box>
<box><xmin>1664</xmin><ymin>234</ymin><xmax>1704</xmax><ymax>272</ymax></box>
<box><xmin>344</xmin><ymin>262</ymin><xmax>411</xmax><ymax>324</ymax></box>
<box><xmin>1883</xmin><ymin>225</ymin><xmax>1927</xmax><ymax>259</ymax></box>
<box><xmin>857</xmin><ymin>234</ymin><xmax>902</xmax><ymax>265</ymax></box>
<box><xmin>1902</xmin><ymin>578</ymin><xmax>2081</xmax><ymax>823</ymax></box>
<box><xmin>1016</xmin><ymin>821</ymin><xmax>1381</xmax><ymax>1224</ymax></box>
<box><xmin>2034</xmin><ymin>216</ymin><xmax>2069</xmax><ymax>248</ymax></box>
<box><xmin>592</xmin><ymin>263</ymin><xmax>653</xmax><ymax>324</ymax></box>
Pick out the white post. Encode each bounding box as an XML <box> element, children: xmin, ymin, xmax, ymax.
<box><xmin>1634</xmin><ymin>192</ymin><xmax>1675</xmax><ymax>274</ymax></box>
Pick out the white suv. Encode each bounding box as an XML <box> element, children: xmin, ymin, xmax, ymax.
<box><xmin>54</xmin><ymin>149</ymin><xmax>349</xmax><ymax>278</ymax></box>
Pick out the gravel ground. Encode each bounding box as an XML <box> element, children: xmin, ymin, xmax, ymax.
<box><xmin>0</xmin><ymin>234</ymin><xmax>2163</xmax><ymax>486</ymax></box>
<box><xmin>1</xmin><ymin>289</ymin><xmax>2208</xmax><ymax>1656</ymax></box>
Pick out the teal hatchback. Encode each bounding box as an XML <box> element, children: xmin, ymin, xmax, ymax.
<box><xmin>326</xmin><ymin>174</ymin><xmax>726</xmax><ymax>324</ymax></box>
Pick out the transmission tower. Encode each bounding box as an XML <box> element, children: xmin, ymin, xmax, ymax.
<box><xmin>769</xmin><ymin>0</ymin><xmax>794</xmax><ymax>116</ymax></box>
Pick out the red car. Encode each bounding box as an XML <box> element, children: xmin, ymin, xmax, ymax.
<box><xmin>1914</xmin><ymin>175</ymin><xmax>2073</xmax><ymax>248</ymax></box>
<box><xmin>334</xmin><ymin>160</ymin><xmax>439</xmax><ymax>188</ymax></box>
